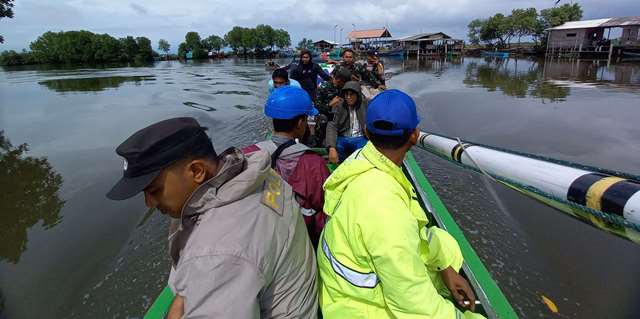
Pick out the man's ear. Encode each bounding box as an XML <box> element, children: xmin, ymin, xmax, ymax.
<box><xmin>297</xmin><ymin>117</ymin><xmax>307</xmax><ymax>130</ymax></box>
<box><xmin>409</xmin><ymin>128</ymin><xmax>420</xmax><ymax>146</ymax></box>
<box><xmin>188</xmin><ymin>160</ymin><xmax>208</xmax><ymax>184</ymax></box>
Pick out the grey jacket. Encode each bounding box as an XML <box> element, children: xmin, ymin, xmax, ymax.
<box><xmin>168</xmin><ymin>147</ymin><xmax>318</xmax><ymax>319</ymax></box>
<box><xmin>326</xmin><ymin>81</ymin><xmax>368</xmax><ymax>148</ymax></box>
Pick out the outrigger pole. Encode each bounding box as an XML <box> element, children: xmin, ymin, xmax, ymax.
<box><xmin>414</xmin><ymin>131</ymin><xmax>640</xmax><ymax>244</ymax></box>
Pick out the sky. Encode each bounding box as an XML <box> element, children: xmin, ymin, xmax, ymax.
<box><xmin>1</xmin><ymin>0</ymin><xmax>639</xmax><ymax>52</ymax></box>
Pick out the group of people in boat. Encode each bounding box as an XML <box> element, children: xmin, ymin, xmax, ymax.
<box><xmin>105</xmin><ymin>49</ymin><xmax>486</xmax><ymax>319</ymax></box>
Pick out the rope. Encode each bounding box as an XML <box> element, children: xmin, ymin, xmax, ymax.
<box><xmin>416</xmin><ymin>142</ymin><xmax>640</xmax><ymax>237</ymax></box>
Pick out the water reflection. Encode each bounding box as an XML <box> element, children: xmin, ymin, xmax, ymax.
<box><xmin>463</xmin><ymin>59</ymin><xmax>570</xmax><ymax>102</ymax></box>
<box><xmin>38</xmin><ymin>75</ymin><xmax>155</xmax><ymax>92</ymax></box>
<box><xmin>0</xmin><ymin>131</ymin><xmax>64</xmax><ymax>264</ymax></box>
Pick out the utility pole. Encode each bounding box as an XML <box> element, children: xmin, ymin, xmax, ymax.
<box><xmin>334</xmin><ymin>25</ymin><xmax>338</xmax><ymax>43</ymax></box>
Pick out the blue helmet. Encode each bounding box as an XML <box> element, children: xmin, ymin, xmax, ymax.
<box><xmin>264</xmin><ymin>86</ymin><xmax>319</xmax><ymax>119</ymax></box>
<box><xmin>366</xmin><ymin>89</ymin><xmax>420</xmax><ymax>136</ymax></box>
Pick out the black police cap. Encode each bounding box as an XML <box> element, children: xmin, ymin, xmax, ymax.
<box><xmin>106</xmin><ymin>117</ymin><xmax>211</xmax><ymax>200</ymax></box>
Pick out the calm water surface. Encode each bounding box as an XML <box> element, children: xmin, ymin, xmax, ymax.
<box><xmin>0</xmin><ymin>57</ymin><xmax>638</xmax><ymax>318</ymax></box>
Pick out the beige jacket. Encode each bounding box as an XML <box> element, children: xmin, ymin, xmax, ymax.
<box><xmin>169</xmin><ymin>148</ymin><xmax>318</xmax><ymax>319</ymax></box>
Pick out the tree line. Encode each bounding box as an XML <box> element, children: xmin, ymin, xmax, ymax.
<box><xmin>173</xmin><ymin>24</ymin><xmax>291</xmax><ymax>59</ymax></box>
<box><xmin>1</xmin><ymin>30</ymin><xmax>155</xmax><ymax>65</ymax></box>
<box><xmin>467</xmin><ymin>3</ymin><xmax>583</xmax><ymax>48</ymax></box>
<box><xmin>0</xmin><ymin>24</ymin><xmax>293</xmax><ymax>65</ymax></box>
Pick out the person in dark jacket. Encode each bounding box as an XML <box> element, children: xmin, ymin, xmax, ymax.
<box><xmin>290</xmin><ymin>50</ymin><xmax>331</xmax><ymax>101</ymax></box>
<box><xmin>242</xmin><ymin>86</ymin><xmax>330</xmax><ymax>247</ymax></box>
<box><xmin>326</xmin><ymin>81</ymin><xmax>368</xmax><ymax>164</ymax></box>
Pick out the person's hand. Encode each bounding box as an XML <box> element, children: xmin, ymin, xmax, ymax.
<box><xmin>439</xmin><ymin>266</ymin><xmax>476</xmax><ymax>311</ymax></box>
<box><xmin>167</xmin><ymin>294</ymin><xmax>185</xmax><ymax>319</ymax></box>
<box><xmin>329</xmin><ymin>96</ymin><xmax>343</xmax><ymax>108</ymax></box>
<box><xmin>378</xmin><ymin>84</ymin><xmax>386</xmax><ymax>90</ymax></box>
<box><xmin>328</xmin><ymin>147</ymin><xmax>339</xmax><ymax>164</ymax></box>
<box><xmin>351</xmin><ymin>74</ymin><xmax>361</xmax><ymax>82</ymax></box>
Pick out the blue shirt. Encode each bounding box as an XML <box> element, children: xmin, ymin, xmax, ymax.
<box><xmin>268</xmin><ymin>78</ymin><xmax>302</xmax><ymax>93</ymax></box>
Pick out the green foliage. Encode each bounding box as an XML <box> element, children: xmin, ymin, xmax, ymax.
<box><xmin>0</xmin><ymin>131</ymin><xmax>64</xmax><ymax>264</ymax></box>
<box><xmin>297</xmin><ymin>38</ymin><xmax>314</xmax><ymax>50</ymax></box>
<box><xmin>158</xmin><ymin>39</ymin><xmax>170</xmax><ymax>54</ymax></box>
<box><xmin>540</xmin><ymin>3</ymin><xmax>583</xmax><ymax>28</ymax></box>
<box><xmin>178</xmin><ymin>31</ymin><xmax>207</xmax><ymax>59</ymax></box>
<box><xmin>135</xmin><ymin>36</ymin><xmax>154</xmax><ymax>61</ymax></box>
<box><xmin>224</xmin><ymin>25</ymin><xmax>290</xmax><ymax>56</ymax></box>
<box><xmin>0</xmin><ymin>30</ymin><xmax>155</xmax><ymax>65</ymax></box>
<box><xmin>468</xmin><ymin>3</ymin><xmax>582</xmax><ymax>48</ymax></box>
<box><xmin>0</xmin><ymin>0</ymin><xmax>15</xmax><ymax>43</ymax></box>
<box><xmin>274</xmin><ymin>29</ymin><xmax>291</xmax><ymax>48</ymax></box>
<box><xmin>255</xmin><ymin>24</ymin><xmax>275</xmax><ymax>49</ymax></box>
<box><xmin>467</xmin><ymin>19</ymin><xmax>484</xmax><ymax>45</ymax></box>
<box><xmin>0</xmin><ymin>50</ymin><xmax>35</xmax><ymax>65</ymax></box>
<box><xmin>224</xmin><ymin>26</ymin><xmax>245</xmax><ymax>53</ymax></box>
<box><xmin>202</xmin><ymin>35</ymin><xmax>224</xmax><ymax>52</ymax></box>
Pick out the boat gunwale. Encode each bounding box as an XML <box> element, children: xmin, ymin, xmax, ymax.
<box><xmin>403</xmin><ymin>151</ymin><xmax>517</xmax><ymax>319</ymax></box>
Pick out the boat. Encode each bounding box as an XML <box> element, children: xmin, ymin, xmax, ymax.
<box><xmin>415</xmin><ymin>131</ymin><xmax>640</xmax><ymax>244</ymax></box>
<box><xmin>480</xmin><ymin>51</ymin><xmax>509</xmax><ymax>58</ymax></box>
<box><xmin>377</xmin><ymin>47</ymin><xmax>405</xmax><ymax>57</ymax></box>
<box><xmin>143</xmin><ymin>145</ymin><xmax>518</xmax><ymax>319</ymax></box>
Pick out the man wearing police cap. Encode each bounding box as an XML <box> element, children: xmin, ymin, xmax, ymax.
<box><xmin>107</xmin><ymin>117</ymin><xmax>318</xmax><ymax>319</ymax></box>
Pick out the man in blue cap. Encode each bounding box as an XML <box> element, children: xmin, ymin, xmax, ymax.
<box><xmin>317</xmin><ymin>90</ymin><xmax>484</xmax><ymax>319</ymax></box>
<box><xmin>243</xmin><ymin>86</ymin><xmax>330</xmax><ymax>246</ymax></box>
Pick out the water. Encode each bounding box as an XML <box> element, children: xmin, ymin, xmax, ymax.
<box><xmin>0</xmin><ymin>57</ymin><xmax>638</xmax><ymax>318</ymax></box>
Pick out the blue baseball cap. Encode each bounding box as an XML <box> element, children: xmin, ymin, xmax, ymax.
<box><xmin>366</xmin><ymin>89</ymin><xmax>420</xmax><ymax>136</ymax></box>
<box><xmin>264</xmin><ymin>86</ymin><xmax>319</xmax><ymax>119</ymax></box>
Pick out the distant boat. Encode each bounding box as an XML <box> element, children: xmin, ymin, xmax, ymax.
<box><xmin>481</xmin><ymin>51</ymin><xmax>509</xmax><ymax>58</ymax></box>
<box><xmin>377</xmin><ymin>47</ymin><xmax>405</xmax><ymax>57</ymax></box>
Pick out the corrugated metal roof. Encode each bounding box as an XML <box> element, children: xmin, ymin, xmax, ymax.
<box><xmin>347</xmin><ymin>28</ymin><xmax>392</xmax><ymax>39</ymax></box>
<box><xmin>548</xmin><ymin>18</ymin><xmax>611</xmax><ymax>30</ymax></box>
<box><xmin>399</xmin><ymin>32</ymin><xmax>451</xmax><ymax>42</ymax></box>
<box><xmin>600</xmin><ymin>16</ymin><xmax>640</xmax><ymax>27</ymax></box>
<box><xmin>314</xmin><ymin>40</ymin><xmax>337</xmax><ymax>45</ymax></box>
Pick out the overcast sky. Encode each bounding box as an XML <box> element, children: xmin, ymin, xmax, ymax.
<box><xmin>1</xmin><ymin>0</ymin><xmax>638</xmax><ymax>52</ymax></box>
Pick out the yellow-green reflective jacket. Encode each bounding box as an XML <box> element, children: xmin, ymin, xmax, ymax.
<box><xmin>318</xmin><ymin>142</ymin><xmax>484</xmax><ymax>319</ymax></box>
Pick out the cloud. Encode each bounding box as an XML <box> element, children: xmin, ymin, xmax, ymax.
<box><xmin>1</xmin><ymin>0</ymin><xmax>639</xmax><ymax>52</ymax></box>
<box><xmin>129</xmin><ymin>3</ymin><xmax>149</xmax><ymax>15</ymax></box>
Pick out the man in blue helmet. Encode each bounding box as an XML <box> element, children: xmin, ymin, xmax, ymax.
<box><xmin>243</xmin><ymin>86</ymin><xmax>330</xmax><ymax>246</ymax></box>
<box><xmin>318</xmin><ymin>89</ymin><xmax>484</xmax><ymax>319</ymax></box>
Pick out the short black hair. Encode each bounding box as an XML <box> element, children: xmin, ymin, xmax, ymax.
<box><xmin>367</xmin><ymin>50</ymin><xmax>378</xmax><ymax>57</ymax></box>
<box><xmin>272</xmin><ymin>68</ymin><xmax>289</xmax><ymax>81</ymax></box>
<box><xmin>183</xmin><ymin>129</ymin><xmax>218</xmax><ymax>161</ymax></box>
<box><xmin>272</xmin><ymin>114</ymin><xmax>306</xmax><ymax>133</ymax></box>
<box><xmin>367</xmin><ymin>121</ymin><xmax>412</xmax><ymax>150</ymax></box>
<box><xmin>300</xmin><ymin>50</ymin><xmax>312</xmax><ymax>58</ymax></box>
<box><xmin>341</xmin><ymin>48</ymin><xmax>355</xmax><ymax>57</ymax></box>
<box><xmin>332</xmin><ymin>67</ymin><xmax>352</xmax><ymax>82</ymax></box>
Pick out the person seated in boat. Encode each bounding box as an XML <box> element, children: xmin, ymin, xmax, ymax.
<box><xmin>106</xmin><ymin>117</ymin><xmax>318</xmax><ymax>319</ymax></box>
<box><xmin>365</xmin><ymin>50</ymin><xmax>386</xmax><ymax>89</ymax></box>
<box><xmin>326</xmin><ymin>81</ymin><xmax>368</xmax><ymax>164</ymax></box>
<box><xmin>268</xmin><ymin>68</ymin><xmax>301</xmax><ymax>93</ymax></box>
<box><xmin>242</xmin><ymin>86</ymin><xmax>330</xmax><ymax>247</ymax></box>
<box><xmin>317</xmin><ymin>89</ymin><xmax>485</xmax><ymax>319</ymax></box>
<box><xmin>290</xmin><ymin>49</ymin><xmax>331</xmax><ymax>100</ymax></box>
<box><xmin>313</xmin><ymin>67</ymin><xmax>352</xmax><ymax>147</ymax></box>
<box><xmin>330</xmin><ymin>48</ymin><xmax>367</xmax><ymax>83</ymax></box>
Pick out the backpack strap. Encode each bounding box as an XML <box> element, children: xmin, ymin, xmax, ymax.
<box><xmin>271</xmin><ymin>139</ymin><xmax>297</xmax><ymax>169</ymax></box>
